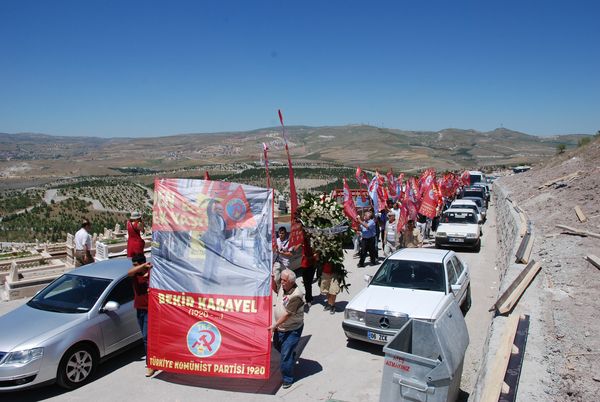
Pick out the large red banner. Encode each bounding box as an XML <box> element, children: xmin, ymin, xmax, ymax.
<box><xmin>148</xmin><ymin>178</ymin><xmax>273</xmax><ymax>379</ymax></box>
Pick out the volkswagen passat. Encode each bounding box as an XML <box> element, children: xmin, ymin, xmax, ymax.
<box><xmin>0</xmin><ymin>259</ymin><xmax>142</xmax><ymax>391</ymax></box>
<box><xmin>342</xmin><ymin>248</ymin><xmax>471</xmax><ymax>345</ymax></box>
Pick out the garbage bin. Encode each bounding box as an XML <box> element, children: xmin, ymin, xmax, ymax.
<box><xmin>379</xmin><ymin>300</ymin><xmax>469</xmax><ymax>402</ymax></box>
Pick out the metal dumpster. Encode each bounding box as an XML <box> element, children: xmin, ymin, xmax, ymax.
<box><xmin>379</xmin><ymin>300</ymin><xmax>469</xmax><ymax>402</ymax></box>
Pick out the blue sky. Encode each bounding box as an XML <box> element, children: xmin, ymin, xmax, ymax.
<box><xmin>1</xmin><ymin>0</ymin><xmax>598</xmax><ymax>137</ymax></box>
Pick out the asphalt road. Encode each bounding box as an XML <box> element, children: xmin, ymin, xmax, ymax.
<box><xmin>4</xmin><ymin>205</ymin><xmax>499</xmax><ymax>402</ymax></box>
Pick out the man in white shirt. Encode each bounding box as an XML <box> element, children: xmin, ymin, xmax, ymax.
<box><xmin>74</xmin><ymin>219</ymin><xmax>93</xmax><ymax>266</ymax></box>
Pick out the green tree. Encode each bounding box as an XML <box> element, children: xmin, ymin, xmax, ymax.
<box><xmin>556</xmin><ymin>143</ymin><xmax>566</xmax><ymax>154</ymax></box>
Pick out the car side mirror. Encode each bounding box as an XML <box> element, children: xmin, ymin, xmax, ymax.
<box><xmin>364</xmin><ymin>274</ymin><xmax>372</xmax><ymax>284</ymax></box>
<box><xmin>451</xmin><ymin>284</ymin><xmax>461</xmax><ymax>293</ymax></box>
<box><xmin>102</xmin><ymin>301</ymin><xmax>120</xmax><ymax>312</ymax></box>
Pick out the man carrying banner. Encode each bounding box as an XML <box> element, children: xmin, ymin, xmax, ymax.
<box><xmin>271</xmin><ymin>269</ymin><xmax>305</xmax><ymax>389</ymax></box>
<box><xmin>128</xmin><ymin>254</ymin><xmax>155</xmax><ymax>377</ymax></box>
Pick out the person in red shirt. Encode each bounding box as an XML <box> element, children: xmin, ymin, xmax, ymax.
<box><xmin>128</xmin><ymin>254</ymin><xmax>154</xmax><ymax>377</ymax></box>
<box><xmin>300</xmin><ymin>232</ymin><xmax>318</xmax><ymax>309</ymax></box>
<box><xmin>127</xmin><ymin>211</ymin><xmax>146</xmax><ymax>258</ymax></box>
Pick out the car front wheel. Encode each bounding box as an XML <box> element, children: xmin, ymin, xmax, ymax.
<box><xmin>57</xmin><ymin>344</ymin><xmax>98</xmax><ymax>389</ymax></box>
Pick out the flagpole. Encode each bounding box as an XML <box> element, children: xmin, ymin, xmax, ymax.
<box><xmin>278</xmin><ymin>109</ymin><xmax>302</xmax><ymax>248</ymax></box>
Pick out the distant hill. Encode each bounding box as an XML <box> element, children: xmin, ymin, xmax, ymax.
<box><xmin>0</xmin><ymin>126</ymin><xmax>591</xmax><ymax>180</ymax></box>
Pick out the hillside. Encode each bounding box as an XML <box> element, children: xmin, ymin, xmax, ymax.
<box><xmin>496</xmin><ymin>136</ymin><xmax>600</xmax><ymax>401</ymax></box>
<box><xmin>0</xmin><ymin>126</ymin><xmax>589</xmax><ymax>186</ymax></box>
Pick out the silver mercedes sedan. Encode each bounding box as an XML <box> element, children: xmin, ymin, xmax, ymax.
<box><xmin>0</xmin><ymin>258</ymin><xmax>142</xmax><ymax>391</ymax></box>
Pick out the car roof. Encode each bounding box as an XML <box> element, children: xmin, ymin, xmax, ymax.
<box><xmin>69</xmin><ymin>258</ymin><xmax>134</xmax><ymax>280</ymax></box>
<box><xmin>451</xmin><ymin>199</ymin><xmax>477</xmax><ymax>206</ymax></box>
<box><xmin>443</xmin><ymin>208</ymin><xmax>476</xmax><ymax>215</ymax></box>
<box><xmin>387</xmin><ymin>248</ymin><xmax>452</xmax><ymax>263</ymax></box>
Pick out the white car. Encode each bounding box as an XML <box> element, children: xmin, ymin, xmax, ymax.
<box><xmin>342</xmin><ymin>248</ymin><xmax>471</xmax><ymax>345</ymax></box>
<box><xmin>450</xmin><ymin>199</ymin><xmax>485</xmax><ymax>223</ymax></box>
<box><xmin>435</xmin><ymin>209</ymin><xmax>481</xmax><ymax>251</ymax></box>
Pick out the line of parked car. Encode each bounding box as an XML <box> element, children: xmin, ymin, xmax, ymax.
<box><xmin>435</xmin><ymin>171</ymin><xmax>490</xmax><ymax>252</ymax></box>
<box><xmin>343</xmin><ymin>171</ymin><xmax>491</xmax><ymax>346</ymax></box>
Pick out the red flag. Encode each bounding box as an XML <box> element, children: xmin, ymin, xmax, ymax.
<box><xmin>418</xmin><ymin>171</ymin><xmax>438</xmax><ymax>219</ymax></box>
<box><xmin>396</xmin><ymin>202</ymin><xmax>409</xmax><ymax>231</ymax></box>
<box><xmin>221</xmin><ymin>185</ymin><xmax>257</xmax><ymax>229</ymax></box>
<box><xmin>460</xmin><ymin>170</ymin><xmax>470</xmax><ymax>186</ymax></box>
<box><xmin>355</xmin><ymin>166</ymin><xmax>369</xmax><ymax>186</ymax></box>
<box><xmin>278</xmin><ymin>109</ymin><xmax>303</xmax><ymax>248</ymax></box>
<box><xmin>342</xmin><ymin>178</ymin><xmax>358</xmax><ymax>224</ymax></box>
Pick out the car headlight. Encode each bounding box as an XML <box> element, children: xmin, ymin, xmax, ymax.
<box><xmin>344</xmin><ymin>309</ymin><xmax>365</xmax><ymax>322</ymax></box>
<box><xmin>1</xmin><ymin>348</ymin><xmax>44</xmax><ymax>366</ymax></box>
<box><xmin>436</xmin><ymin>232</ymin><xmax>447</xmax><ymax>237</ymax></box>
<box><xmin>467</xmin><ymin>233</ymin><xmax>478</xmax><ymax>238</ymax></box>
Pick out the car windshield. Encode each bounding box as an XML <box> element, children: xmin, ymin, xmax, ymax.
<box><xmin>469</xmin><ymin>175</ymin><xmax>482</xmax><ymax>185</ymax></box>
<box><xmin>442</xmin><ymin>212</ymin><xmax>478</xmax><ymax>224</ymax></box>
<box><xmin>463</xmin><ymin>197</ymin><xmax>483</xmax><ymax>208</ymax></box>
<box><xmin>27</xmin><ymin>274</ymin><xmax>112</xmax><ymax>313</ymax></box>
<box><xmin>463</xmin><ymin>190</ymin><xmax>484</xmax><ymax>199</ymax></box>
<box><xmin>371</xmin><ymin>259</ymin><xmax>445</xmax><ymax>292</ymax></box>
<box><xmin>452</xmin><ymin>204</ymin><xmax>478</xmax><ymax>213</ymax></box>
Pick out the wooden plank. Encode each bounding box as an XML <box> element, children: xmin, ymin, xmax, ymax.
<box><xmin>556</xmin><ymin>224</ymin><xmax>600</xmax><ymax>240</ymax></box>
<box><xmin>585</xmin><ymin>254</ymin><xmax>600</xmax><ymax>270</ymax></box>
<box><xmin>539</xmin><ymin>171</ymin><xmax>581</xmax><ymax>189</ymax></box>
<box><xmin>515</xmin><ymin>232</ymin><xmax>532</xmax><ymax>264</ymax></box>
<box><xmin>575</xmin><ymin>205</ymin><xmax>587</xmax><ymax>223</ymax></box>
<box><xmin>480</xmin><ymin>314</ymin><xmax>521</xmax><ymax>402</ymax></box>
<box><xmin>518</xmin><ymin>213</ymin><xmax>528</xmax><ymax>237</ymax></box>
<box><xmin>490</xmin><ymin>260</ymin><xmax>541</xmax><ymax>314</ymax></box>
<box><xmin>498</xmin><ymin>262</ymin><xmax>542</xmax><ymax>314</ymax></box>
<box><xmin>520</xmin><ymin>232</ymin><xmax>534</xmax><ymax>264</ymax></box>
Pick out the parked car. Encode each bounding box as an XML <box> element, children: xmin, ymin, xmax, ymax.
<box><xmin>0</xmin><ymin>259</ymin><xmax>142</xmax><ymax>392</ymax></box>
<box><xmin>462</xmin><ymin>196</ymin><xmax>487</xmax><ymax>219</ymax></box>
<box><xmin>435</xmin><ymin>209</ymin><xmax>481</xmax><ymax>251</ymax></box>
<box><xmin>342</xmin><ymin>248</ymin><xmax>471</xmax><ymax>345</ymax></box>
<box><xmin>471</xmin><ymin>182</ymin><xmax>490</xmax><ymax>201</ymax></box>
<box><xmin>461</xmin><ymin>187</ymin><xmax>488</xmax><ymax>207</ymax></box>
<box><xmin>468</xmin><ymin>170</ymin><xmax>486</xmax><ymax>186</ymax></box>
<box><xmin>450</xmin><ymin>199</ymin><xmax>485</xmax><ymax>223</ymax></box>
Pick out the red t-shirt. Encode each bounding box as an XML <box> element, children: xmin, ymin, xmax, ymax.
<box><xmin>127</xmin><ymin>220</ymin><xmax>145</xmax><ymax>258</ymax></box>
<box><xmin>322</xmin><ymin>262</ymin><xmax>334</xmax><ymax>275</ymax></box>
<box><xmin>132</xmin><ymin>274</ymin><xmax>149</xmax><ymax>310</ymax></box>
<box><xmin>300</xmin><ymin>237</ymin><xmax>315</xmax><ymax>268</ymax></box>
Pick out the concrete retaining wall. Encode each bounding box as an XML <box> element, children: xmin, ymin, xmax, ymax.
<box><xmin>470</xmin><ymin>182</ymin><xmax>527</xmax><ymax>401</ymax></box>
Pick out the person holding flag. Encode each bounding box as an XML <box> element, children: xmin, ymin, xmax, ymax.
<box><xmin>383</xmin><ymin>212</ymin><xmax>400</xmax><ymax>257</ymax></box>
<box><xmin>356</xmin><ymin>210</ymin><xmax>378</xmax><ymax>267</ymax></box>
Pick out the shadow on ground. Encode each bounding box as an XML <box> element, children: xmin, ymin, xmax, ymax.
<box><xmin>154</xmin><ymin>334</ymin><xmax>320</xmax><ymax>394</ymax></box>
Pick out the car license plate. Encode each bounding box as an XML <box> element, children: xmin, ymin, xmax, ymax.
<box><xmin>367</xmin><ymin>331</ymin><xmax>388</xmax><ymax>342</ymax></box>
<box><xmin>449</xmin><ymin>238</ymin><xmax>464</xmax><ymax>243</ymax></box>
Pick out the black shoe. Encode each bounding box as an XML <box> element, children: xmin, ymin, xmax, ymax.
<box><xmin>282</xmin><ymin>382</ymin><xmax>293</xmax><ymax>389</ymax></box>
<box><xmin>357</xmin><ymin>263</ymin><xmax>365</xmax><ymax>268</ymax></box>
<box><xmin>323</xmin><ymin>304</ymin><xmax>331</xmax><ymax>311</ymax></box>
<box><xmin>329</xmin><ymin>306</ymin><xmax>335</xmax><ymax>314</ymax></box>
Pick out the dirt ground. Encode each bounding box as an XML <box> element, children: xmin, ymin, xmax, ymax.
<box><xmin>496</xmin><ymin>137</ymin><xmax>600</xmax><ymax>401</ymax></box>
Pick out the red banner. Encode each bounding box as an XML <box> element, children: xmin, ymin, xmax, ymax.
<box><xmin>342</xmin><ymin>178</ymin><xmax>358</xmax><ymax>224</ymax></box>
<box><xmin>149</xmin><ymin>178</ymin><xmax>273</xmax><ymax>379</ymax></box>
